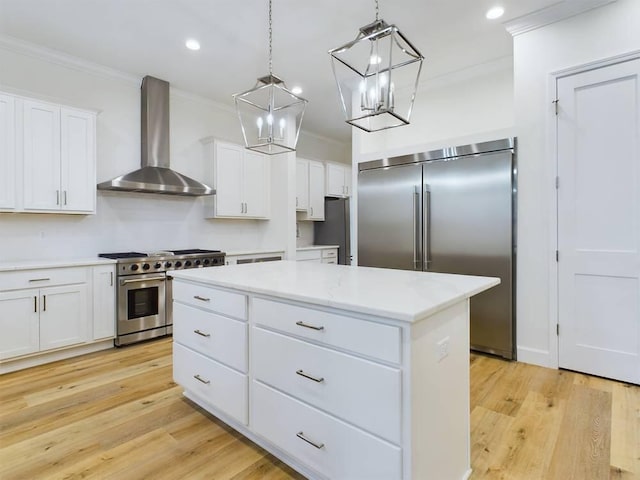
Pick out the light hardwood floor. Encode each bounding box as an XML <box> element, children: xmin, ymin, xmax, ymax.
<box><xmin>1</xmin><ymin>338</ymin><xmax>638</xmax><ymax>479</ymax></box>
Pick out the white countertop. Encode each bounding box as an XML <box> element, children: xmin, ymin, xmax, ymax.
<box><xmin>296</xmin><ymin>245</ymin><xmax>339</xmax><ymax>251</ymax></box>
<box><xmin>170</xmin><ymin>261</ymin><xmax>499</xmax><ymax>323</ymax></box>
<box><xmin>0</xmin><ymin>257</ymin><xmax>116</xmax><ymax>272</ymax></box>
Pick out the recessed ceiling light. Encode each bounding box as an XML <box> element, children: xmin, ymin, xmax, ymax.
<box><xmin>486</xmin><ymin>6</ymin><xmax>504</xmax><ymax>20</ymax></box>
<box><xmin>185</xmin><ymin>39</ymin><xmax>201</xmax><ymax>51</ymax></box>
<box><xmin>291</xmin><ymin>86</ymin><xmax>303</xmax><ymax>95</ymax></box>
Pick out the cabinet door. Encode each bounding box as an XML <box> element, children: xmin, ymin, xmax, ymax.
<box><xmin>92</xmin><ymin>265</ymin><xmax>115</xmax><ymax>340</ymax></box>
<box><xmin>0</xmin><ymin>289</ymin><xmax>39</xmax><ymax>359</ymax></box>
<box><xmin>296</xmin><ymin>159</ymin><xmax>309</xmax><ymax>211</ymax></box>
<box><xmin>0</xmin><ymin>94</ymin><xmax>15</xmax><ymax>210</ymax></box>
<box><xmin>215</xmin><ymin>142</ymin><xmax>243</xmax><ymax>217</ymax></box>
<box><xmin>23</xmin><ymin>100</ymin><xmax>61</xmax><ymax>211</ymax></box>
<box><xmin>326</xmin><ymin>163</ymin><xmax>345</xmax><ymax>197</ymax></box>
<box><xmin>243</xmin><ymin>151</ymin><xmax>269</xmax><ymax>218</ymax></box>
<box><xmin>343</xmin><ymin>165</ymin><xmax>352</xmax><ymax>197</ymax></box>
<box><xmin>61</xmin><ymin>108</ymin><xmax>96</xmax><ymax>213</ymax></box>
<box><xmin>308</xmin><ymin>161</ymin><xmax>325</xmax><ymax>220</ymax></box>
<box><xmin>39</xmin><ymin>284</ymin><xmax>88</xmax><ymax>351</ymax></box>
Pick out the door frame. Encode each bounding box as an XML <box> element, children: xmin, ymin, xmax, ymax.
<box><xmin>548</xmin><ymin>49</ymin><xmax>640</xmax><ymax>369</ymax></box>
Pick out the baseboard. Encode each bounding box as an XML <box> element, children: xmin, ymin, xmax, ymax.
<box><xmin>516</xmin><ymin>346</ymin><xmax>555</xmax><ymax>368</ymax></box>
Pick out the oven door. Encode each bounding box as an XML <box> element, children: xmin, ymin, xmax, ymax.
<box><xmin>118</xmin><ymin>273</ymin><xmax>166</xmax><ymax>336</ymax></box>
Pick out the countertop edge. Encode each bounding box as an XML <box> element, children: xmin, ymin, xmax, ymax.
<box><xmin>0</xmin><ymin>258</ymin><xmax>117</xmax><ymax>272</ymax></box>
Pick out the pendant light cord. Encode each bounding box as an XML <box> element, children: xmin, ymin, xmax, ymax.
<box><xmin>268</xmin><ymin>0</ymin><xmax>273</xmax><ymax>76</ymax></box>
<box><xmin>375</xmin><ymin>0</ymin><xmax>379</xmax><ymax>21</ymax></box>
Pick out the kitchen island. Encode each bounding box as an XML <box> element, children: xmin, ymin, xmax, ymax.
<box><xmin>170</xmin><ymin>261</ymin><xmax>499</xmax><ymax>480</ymax></box>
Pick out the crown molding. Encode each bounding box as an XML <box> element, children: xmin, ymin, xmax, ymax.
<box><xmin>504</xmin><ymin>0</ymin><xmax>617</xmax><ymax>36</ymax></box>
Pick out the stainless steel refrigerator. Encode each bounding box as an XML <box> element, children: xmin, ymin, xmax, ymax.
<box><xmin>358</xmin><ymin>138</ymin><xmax>516</xmax><ymax>359</ymax></box>
<box><xmin>314</xmin><ymin>197</ymin><xmax>351</xmax><ymax>265</ymax></box>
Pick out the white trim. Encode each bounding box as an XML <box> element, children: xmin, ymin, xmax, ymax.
<box><xmin>0</xmin><ymin>33</ymin><xmax>139</xmax><ymax>85</ymax></box>
<box><xmin>549</xmin><ymin>49</ymin><xmax>640</xmax><ymax>371</ymax></box>
<box><xmin>516</xmin><ymin>346</ymin><xmax>555</xmax><ymax>368</ymax></box>
<box><xmin>504</xmin><ymin>0</ymin><xmax>617</xmax><ymax>36</ymax></box>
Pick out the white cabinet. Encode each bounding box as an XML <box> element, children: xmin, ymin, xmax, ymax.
<box><xmin>172</xmin><ymin>281</ymin><xmax>249</xmax><ymax>425</ymax></box>
<box><xmin>225</xmin><ymin>250</ymin><xmax>284</xmax><ymax>265</ymax></box>
<box><xmin>204</xmin><ymin>139</ymin><xmax>270</xmax><ymax>219</ymax></box>
<box><xmin>0</xmin><ymin>94</ymin><xmax>15</xmax><ymax>210</ymax></box>
<box><xmin>295</xmin><ymin>159</ymin><xmax>309</xmax><ymax>211</ymax></box>
<box><xmin>38</xmin><ymin>283</ymin><xmax>88</xmax><ymax>350</ymax></box>
<box><xmin>0</xmin><ymin>263</ymin><xmax>116</xmax><ymax>367</ymax></box>
<box><xmin>297</xmin><ymin>159</ymin><xmax>324</xmax><ymax>221</ymax></box>
<box><xmin>296</xmin><ymin>247</ymin><xmax>338</xmax><ymax>264</ymax></box>
<box><xmin>92</xmin><ymin>265</ymin><xmax>115</xmax><ymax>340</ymax></box>
<box><xmin>0</xmin><ymin>289</ymin><xmax>39</xmax><ymax>359</ymax></box>
<box><xmin>22</xmin><ymin>100</ymin><xmax>96</xmax><ymax>213</ymax></box>
<box><xmin>326</xmin><ymin>162</ymin><xmax>352</xmax><ymax>198</ymax></box>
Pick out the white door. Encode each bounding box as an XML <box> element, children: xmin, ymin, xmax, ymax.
<box><xmin>326</xmin><ymin>163</ymin><xmax>346</xmax><ymax>197</ymax></box>
<box><xmin>557</xmin><ymin>59</ymin><xmax>640</xmax><ymax>384</ymax></box>
<box><xmin>23</xmin><ymin>100</ymin><xmax>61</xmax><ymax>211</ymax></box>
<box><xmin>296</xmin><ymin>158</ymin><xmax>309</xmax><ymax>210</ymax></box>
<box><xmin>0</xmin><ymin>94</ymin><xmax>15</xmax><ymax>210</ymax></box>
<box><xmin>308</xmin><ymin>161</ymin><xmax>325</xmax><ymax>220</ymax></box>
<box><xmin>243</xmin><ymin>150</ymin><xmax>269</xmax><ymax>218</ymax></box>
<box><xmin>92</xmin><ymin>266</ymin><xmax>115</xmax><ymax>340</ymax></box>
<box><xmin>39</xmin><ymin>284</ymin><xmax>88</xmax><ymax>351</ymax></box>
<box><xmin>0</xmin><ymin>290</ymin><xmax>40</xmax><ymax>359</ymax></box>
<box><xmin>214</xmin><ymin>142</ymin><xmax>243</xmax><ymax>217</ymax></box>
<box><xmin>61</xmin><ymin>107</ymin><xmax>96</xmax><ymax>212</ymax></box>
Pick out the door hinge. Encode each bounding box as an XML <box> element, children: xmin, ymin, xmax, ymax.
<box><xmin>552</xmin><ymin>98</ymin><xmax>559</xmax><ymax>115</ymax></box>
<box><xmin>555</xmin><ymin>250</ymin><xmax>559</xmax><ymax>262</ymax></box>
<box><xmin>556</xmin><ymin>324</ymin><xmax>560</xmax><ymax>336</ymax></box>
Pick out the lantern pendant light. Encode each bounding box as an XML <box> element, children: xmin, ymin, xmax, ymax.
<box><xmin>329</xmin><ymin>0</ymin><xmax>424</xmax><ymax>132</ymax></box>
<box><xmin>233</xmin><ymin>0</ymin><xmax>307</xmax><ymax>155</ymax></box>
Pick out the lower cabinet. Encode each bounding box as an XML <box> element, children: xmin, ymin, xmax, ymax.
<box><xmin>0</xmin><ymin>264</ymin><xmax>116</xmax><ymax>366</ymax></box>
<box><xmin>173</xmin><ymin>282</ymin><xmax>405</xmax><ymax>480</ymax></box>
<box><xmin>296</xmin><ymin>247</ymin><xmax>338</xmax><ymax>264</ymax></box>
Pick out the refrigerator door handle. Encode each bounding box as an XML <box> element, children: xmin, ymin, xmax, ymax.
<box><xmin>423</xmin><ymin>185</ymin><xmax>432</xmax><ymax>270</ymax></box>
<box><xmin>413</xmin><ymin>186</ymin><xmax>421</xmax><ymax>270</ymax></box>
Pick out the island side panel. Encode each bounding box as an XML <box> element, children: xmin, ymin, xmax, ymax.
<box><xmin>410</xmin><ymin>299</ymin><xmax>471</xmax><ymax>480</ymax></box>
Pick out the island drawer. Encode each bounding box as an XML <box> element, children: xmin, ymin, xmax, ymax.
<box><xmin>253</xmin><ymin>327</ymin><xmax>401</xmax><ymax>444</ymax></box>
<box><xmin>173</xmin><ymin>303</ymin><xmax>248</xmax><ymax>373</ymax></box>
<box><xmin>252</xmin><ymin>298</ymin><xmax>401</xmax><ymax>364</ymax></box>
<box><xmin>252</xmin><ymin>381</ymin><xmax>402</xmax><ymax>480</ymax></box>
<box><xmin>172</xmin><ymin>280</ymin><xmax>247</xmax><ymax>320</ymax></box>
<box><xmin>173</xmin><ymin>343</ymin><xmax>248</xmax><ymax>425</ymax></box>
<box><xmin>0</xmin><ymin>267</ymin><xmax>89</xmax><ymax>292</ymax></box>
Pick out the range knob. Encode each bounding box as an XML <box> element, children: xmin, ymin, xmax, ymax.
<box><xmin>165</xmin><ymin>261</ymin><xmax>173</xmax><ymax>268</ymax></box>
<box><xmin>175</xmin><ymin>261</ymin><xmax>182</xmax><ymax>268</ymax></box>
<box><xmin>203</xmin><ymin>259</ymin><xmax>211</xmax><ymax>266</ymax></box>
<box><xmin>154</xmin><ymin>263</ymin><xmax>162</xmax><ymax>269</ymax></box>
<box><xmin>131</xmin><ymin>264</ymin><xmax>139</xmax><ymax>271</ymax></box>
<box><xmin>185</xmin><ymin>260</ymin><xmax>192</xmax><ymax>267</ymax></box>
<box><xmin>195</xmin><ymin>259</ymin><xmax>201</xmax><ymax>266</ymax></box>
<box><xmin>142</xmin><ymin>263</ymin><xmax>150</xmax><ymax>270</ymax></box>
<box><xmin>213</xmin><ymin>257</ymin><xmax>220</xmax><ymax>265</ymax></box>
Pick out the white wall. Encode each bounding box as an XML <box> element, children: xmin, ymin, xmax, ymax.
<box><xmin>0</xmin><ymin>39</ymin><xmax>348</xmax><ymax>262</ymax></box>
<box><xmin>514</xmin><ymin>0</ymin><xmax>640</xmax><ymax>366</ymax></box>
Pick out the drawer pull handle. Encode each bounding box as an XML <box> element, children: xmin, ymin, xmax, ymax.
<box><xmin>194</xmin><ymin>329</ymin><xmax>211</xmax><ymax>338</ymax></box>
<box><xmin>295</xmin><ymin>321</ymin><xmax>324</xmax><ymax>331</ymax></box>
<box><xmin>193</xmin><ymin>374</ymin><xmax>210</xmax><ymax>385</ymax></box>
<box><xmin>296</xmin><ymin>369</ymin><xmax>324</xmax><ymax>383</ymax></box>
<box><xmin>28</xmin><ymin>278</ymin><xmax>51</xmax><ymax>282</ymax></box>
<box><xmin>193</xmin><ymin>295</ymin><xmax>211</xmax><ymax>302</ymax></box>
<box><xmin>296</xmin><ymin>431</ymin><xmax>325</xmax><ymax>450</ymax></box>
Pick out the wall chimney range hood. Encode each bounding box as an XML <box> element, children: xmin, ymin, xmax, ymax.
<box><xmin>97</xmin><ymin>76</ymin><xmax>214</xmax><ymax>196</ymax></box>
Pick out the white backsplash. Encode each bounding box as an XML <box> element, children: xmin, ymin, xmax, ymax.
<box><xmin>296</xmin><ymin>222</ymin><xmax>314</xmax><ymax>248</ymax></box>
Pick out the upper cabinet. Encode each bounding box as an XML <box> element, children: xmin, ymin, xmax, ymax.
<box><xmin>0</xmin><ymin>94</ymin><xmax>15</xmax><ymax>210</ymax></box>
<box><xmin>296</xmin><ymin>158</ymin><xmax>325</xmax><ymax>221</ymax></box>
<box><xmin>0</xmin><ymin>91</ymin><xmax>96</xmax><ymax>214</ymax></box>
<box><xmin>23</xmin><ymin>101</ymin><xmax>96</xmax><ymax>213</ymax></box>
<box><xmin>326</xmin><ymin>162</ymin><xmax>352</xmax><ymax>198</ymax></box>
<box><xmin>204</xmin><ymin>139</ymin><xmax>270</xmax><ymax>220</ymax></box>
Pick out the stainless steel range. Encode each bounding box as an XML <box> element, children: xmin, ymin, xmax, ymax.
<box><xmin>99</xmin><ymin>249</ymin><xmax>225</xmax><ymax>346</ymax></box>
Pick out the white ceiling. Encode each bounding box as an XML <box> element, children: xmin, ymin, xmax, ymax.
<box><xmin>0</xmin><ymin>0</ymin><xmax>561</xmax><ymax>143</ymax></box>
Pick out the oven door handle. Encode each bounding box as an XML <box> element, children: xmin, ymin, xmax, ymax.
<box><xmin>120</xmin><ymin>276</ymin><xmax>166</xmax><ymax>285</ymax></box>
